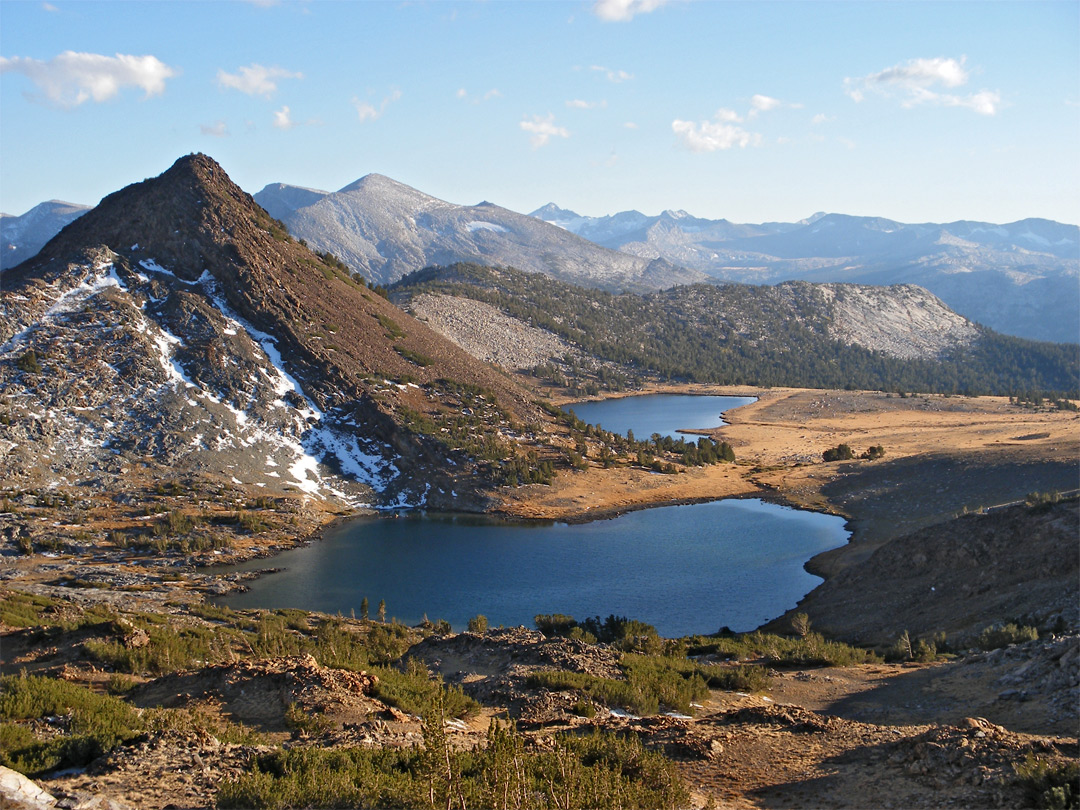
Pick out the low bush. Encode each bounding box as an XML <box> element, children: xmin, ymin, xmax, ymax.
<box><xmin>1014</xmin><ymin>753</ymin><xmax>1080</xmax><ymax>809</ymax></box>
<box><xmin>217</xmin><ymin>722</ymin><xmax>687</xmax><ymax>810</ymax></box>
<box><xmin>527</xmin><ymin>654</ymin><xmax>769</xmax><ymax>716</ymax></box>
<box><xmin>822</xmin><ymin>444</ymin><xmax>854</xmax><ymax>462</ymax></box>
<box><xmin>685</xmin><ymin>630</ymin><xmax>879</xmax><ymax>667</ymax></box>
<box><xmin>371</xmin><ymin>658</ymin><xmax>478</xmax><ymax>720</ymax></box>
<box><xmin>0</xmin><ymin>674</ymin><xmax>143</xmax><ymax>775</ymax></box>
<box><xmin>977</xmin><ymin>623</ymin><xmax>1039</xmax><ymax>651</ymax></box>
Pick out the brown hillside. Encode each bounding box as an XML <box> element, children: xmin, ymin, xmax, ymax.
<box><xmin>768</xmin><ymin>498</ymin><xmax>1080</xmax><ymax>646</ymax></box>
<box><xmin>1</xmin><ymin>154</ymin><xmax>550</xmax><ymax>510</ymax></box>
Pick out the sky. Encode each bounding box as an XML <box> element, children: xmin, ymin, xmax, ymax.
<box><xmin>1</xmin><ymin>0</ymin><xmax>1078</xmax><ymax>225</ymax></box>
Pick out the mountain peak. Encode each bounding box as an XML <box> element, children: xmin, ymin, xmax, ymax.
<box><xmin>337</xmin><ymin>173</ymin><xmax>411</xmax><ymax>195</ymax></box>
<box><xmin>530</xmin><ymin>202</ymin><xmax>581</xmax><ymax>221</ymax></box>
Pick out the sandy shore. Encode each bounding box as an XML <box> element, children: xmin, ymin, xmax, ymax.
<box><xmin>494</xmin><ymin>385</ymin><xmax>1080</xmax><ymax>540</ymax></box>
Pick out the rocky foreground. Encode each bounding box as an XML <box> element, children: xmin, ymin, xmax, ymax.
<box><xmin>0</xmin><ymin>560</ymin><xmax>1077</xmax><ymax>809</ymax></box>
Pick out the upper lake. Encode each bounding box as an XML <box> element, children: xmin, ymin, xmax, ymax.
<box><xmin>215</xmin><ymin>395</ymin><xmax>848</xmax><ymax>636</ymax></box>
<box><xmin>564</xmin><ymin>394</ymin><xmax>756</xmax><ymax>440</ymax></box>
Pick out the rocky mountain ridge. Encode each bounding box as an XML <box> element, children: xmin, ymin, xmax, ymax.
<box><xmin>0</xmin><ymin>154</ymin><xmax>550</xmax><ymax>514</ymax></box>
<box><xmin>532</xmin><ymin>205</ymin><xmax>1080</xmax><ymax>344</ymax></box>
<box><xmin>253</xmin><ymin>175</ymin><xmax>705</xmax><ymax>291</ymax></box>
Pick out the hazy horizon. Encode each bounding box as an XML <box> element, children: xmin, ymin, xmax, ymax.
<box><xmin>2</xmin><ymin>0</ymin><xmax>1077</xmax><ymax>226</ymax></box>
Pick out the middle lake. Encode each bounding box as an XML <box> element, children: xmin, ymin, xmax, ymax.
<box><xmin>214</xmin><ymin>394</ymin><xmax>848</xmax><ymax>636</ymax></box>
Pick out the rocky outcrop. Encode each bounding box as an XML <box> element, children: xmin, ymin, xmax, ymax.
<box><xmin>820</xmin><ymin>283</ymin><xmax>978</xmax><ymax>360</ymax></box>
<box><xmin>408</xmin><ymin>293</ymin><xmax>578</xmax><ymax>371</ymax></box>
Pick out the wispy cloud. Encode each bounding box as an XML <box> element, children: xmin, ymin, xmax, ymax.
<box><xmin>590</xmin><ymin>64</ymin><xmax>633</xmax><ymax>83</ymax></box>
<box><xmin>592</xmin><ymin>0</ymin><xmax>670</xmax><ymax>21</ymax></box>
<box><xmin>0</xmin><ymin>51</ymin><xmax>177</xmax><ymax>108</ymax></box>
<box><xmin>672</xmin><ymin>109</ymin><xmax>760</xmax><ymax>152</ymax></box>
<box><xmin>623</xmin><ymin>121</ymin><xmax>639</xmax><ymax>129</ymax></box>
<box><xmin>811</xmin><ymin>113</ymin><xmax>833</xmax><ymax>125</ymax></box>
<box><xmin>42</xmin><ymin>2</ymin><xmax>59</xmax><ymax>12</ymax></box>
<box><xmin>845</xmin><ymin>56</ymin><xmax>1001</xmax><ymax>115</ymax></box>
<box><xmin>272</xmin><ymin>106</ymin><xmax>295</xmax><ymax>130</ymax></box>
<box><xmin>566</xmin><ymin>99</ymin><xmax>607</xmax><ymax>109</ymax></box>
<box><xmin>457</xmin><ymin>88</ymin><xmax>501</xmax><ymax>104</ymax></box>
<box><xmin>353</xmin><ymin>88</ymin><xmax>401</xmax><ymax>122</ymax></box>
<box><xmin>217</xmin><ymin>63</ymin><xmax>302</xmax><ymax>98</ymax></box>
<box><xmin>200</xmin><ymin>120</ymin><xmax>228</xmax><ymax>137</ymax></box>
<box><xmin>520</xmin><ymin>113</ymin><xmax>570</xmax><ymax>148</ymax></box>
<box><xmin>747</xmin><ymin>94</ymin><xmax>802</xmax><ymax>118</ymax></box>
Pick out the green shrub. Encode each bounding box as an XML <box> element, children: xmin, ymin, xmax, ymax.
<box><xmin>977</xmin><ymin>623</ymin><xmax>1039</xmax><ymax>651</ymax></box>
<box><xmin>217</xmin><ymin>724</ymin><xmax>687</xmax><ymax>810</ymax></box>
<box><xmin>394</xmin><ymin>346</ymin><xmax>434</xmax><ymax>367</ymax></box>
<box><xmin>685</xmin><ymin>630</ymin><xmax>879</xmax><ymax>667</ymax></box>
<box><xmin>1026</xmin><ymin>491</ymin><xmax>1062</xmax><ymax>514</ymax></box>
<box><xmin>0</xmin><ymin>674</ymin><xmax>143</xmax><ymax>776</ymax></box>
<box><xmin>467</xmin><ymin>614</ymin><xmax>489</xmax><ymax>634</ymax></box>
<box><xmin>535</xmin><ymin>613</ymin><xmax>579</xmax><ymax>637</ymax></box>
<box><xmin>16</xmin><ymin>350</ymin><xmax>41</xmax><ymax>374</ymax></box>
<box><xmin>284</xmin><ymin>702</ymin><xmax>333</xmax><ymax>735</ymax></box>
<box><xmin>822</xmin><ymin>443</ymin><xmax>854</xmax><ymax>462</ymax></box>
<box><xmin>1015</xmin><ymin>753</ymin><xmax>1080</xmax><ymax>809</ymax></box>
<box><xmin>371</xmin><ymin>658</ymin><xmax>477</xmax><ymax>720</ymax></box>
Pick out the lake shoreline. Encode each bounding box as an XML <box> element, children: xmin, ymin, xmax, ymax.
<box><xmin>211</xmin><ymin>497</ymin><xmax>851</xmax><ymax>638</ymax></box>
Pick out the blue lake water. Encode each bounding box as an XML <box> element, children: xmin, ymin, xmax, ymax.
<box><xmin>214</xmin><ymin>394</ymin><xmax>847</xmax><ymax>636</ymax></box>
<box><xmin>564</xmin><ymin>394</ymin><xmax>756</xmax><ymax>440</ymax></box>
<box><xmin>216</xmin><ymin>500</ymin><xmax>847</xmax><ymax>636</ymax></box>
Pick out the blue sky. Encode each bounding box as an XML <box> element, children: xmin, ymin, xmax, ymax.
<box><xmin>1</xmin><ymin>0</ymin><xmax>1077</xmax><ymax>225</ymax></box>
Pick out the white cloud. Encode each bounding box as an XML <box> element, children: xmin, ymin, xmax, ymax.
<box><xmin>353</xmin><ymin>88</ymin><xmax>401</xmax><ymax>122</ymax></box>
<box><xmin>592</xmin><ymin>0</ymin><xmax>670</xmax><ymax>21</ymax></box>
<box><xmin>750</xmin><ymin>94</ymin><xmax>782</xmax><ymax>113</ymax></box>
<box><xmin>217</xmin><ymin>64</ymin><xmax>302</xmax><ymax>98</ymax></box>
<box><xmin>566</xmin><ymin>99</ymin><xmax>606</xmax><ymax>109</ymax></box>
<box><xmin>747</xmin><ymin>94</ymin><xmax>803</xmax><ymax>118</ymax></box>
<box><xmin>42</xmin><ymin>3</ymin><xmax>59</xmax><ymax>11</ymax></box>
<box><xmin>200</xmin><ymin>120</ymin><xmax>228</xmax><ymax>137</ymax></box>
<box><xmin>811</xmin><ymin>113</ymin><xmax>833</xmax><ymax>125</ymax></box>
<box><xmin>623</xmin><ymin>121</ymin><xmax>639</xmax><ymax>129</ymax></box>
<box><xmin>845</xmin><ymin>56</ymin><xmax>1000</xmax><ymax>115</ymax></box>
<box><xmin>457</xmin><ymin>87</ymin><xmax>501</xmax><ymax>104</ymax></box>
<box><xmin>0</xmin><ymin>51</ymin><xmax>177</xmax><ymax>108</ymax></box>
<box><xmin>590</xmin><ymin>64</ymin><xmax>633</xmax><ymax>83</ymax></box>
<box><xmin>520</xmin><ymin>113</ymin><xmax>570</xmax><ymax>148</ymax></box>
<box><xmin>672</xmin><ymin>111</ymin><xmax>760</xmax><ymax>152</ymax></box>
<box><xmin>272</xmin><ymin>105</ymin><xmax>295</xmax><ymax>130</ymax></box>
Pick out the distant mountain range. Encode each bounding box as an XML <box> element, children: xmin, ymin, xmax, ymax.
<box><xmin>531</xmin><ymin>205</ymin><xmax>1080</xmax><ymax>344</ymax></box>
<box><xmin>5</xmin><ymin>174</ymin><xmax>1075</xmax><ymax>344</ymax></box>
<box><xmin>254</xmin><ymin>176</ymin><xmax>703</xmax><ymax>291</ymax></box>
<box><xmin>1</xmin><ymin>200</ymin><xmax>91</xmax><ymax>270</ymax></box>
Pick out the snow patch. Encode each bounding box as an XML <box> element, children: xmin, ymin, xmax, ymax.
<box><xmin>466</xmin><ymin>221</ymin><xmax>509</xmax><ymax>234</ymax></box>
